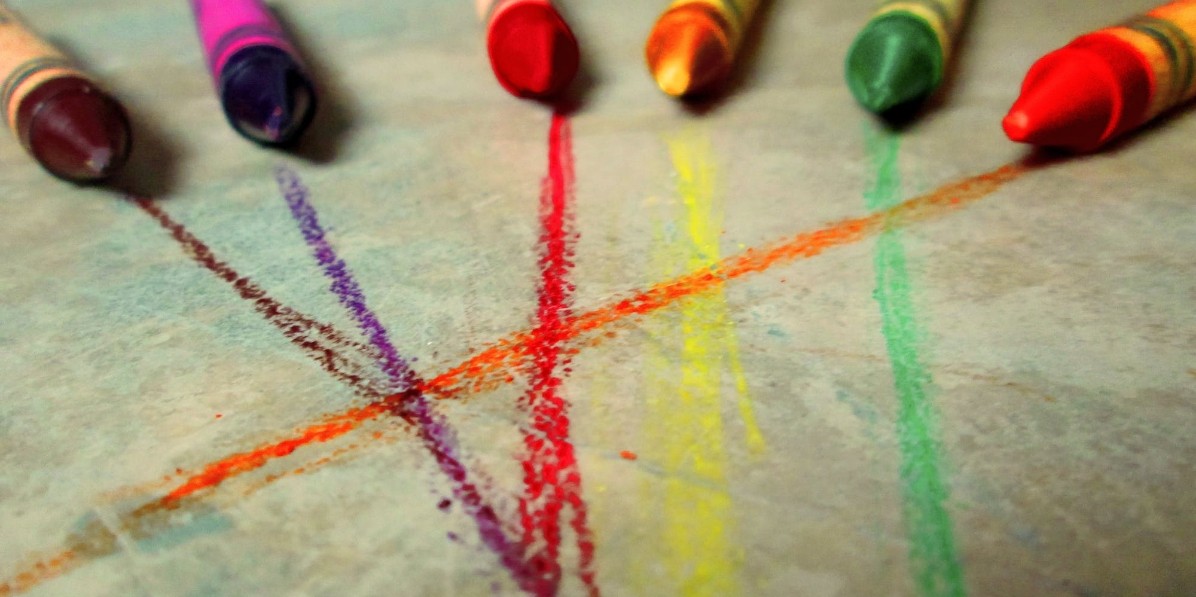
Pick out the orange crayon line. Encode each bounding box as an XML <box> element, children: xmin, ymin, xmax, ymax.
<box><xmin>1</xmin><ymin>161</ymin><xmax>1030</xmax><ymax>595</ymax></box>
<box><xmin>169</xmin><ymin>161</ymin><xmax>1027</xmax><ymax>506</ymax></box>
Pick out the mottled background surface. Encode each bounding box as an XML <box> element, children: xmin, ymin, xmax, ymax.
<box><xmin>1</xmin><ymin>1</ymin><xmax>1193</xmax><ymax>595</ymax></box>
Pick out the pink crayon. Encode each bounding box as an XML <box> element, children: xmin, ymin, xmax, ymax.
<box><xmin>190</xmin><ymin>0</ymin><xmax>316</xmax><ymax>145</ymax></box>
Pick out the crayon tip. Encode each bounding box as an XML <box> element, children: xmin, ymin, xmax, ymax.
<box><xmin>21</xmin><ymin>80</ymin><xmax>131</xmax><ymax>182</ymax></box>
<box><xmin>220</xmin><ymin>46</ymin><xmax>316</xmax><ymax>146</ymax></box>
<box><xmin>1002</xmin><ymin>51</ymin><xmax>1117</xmax><ymax>150</ymax></box>
<box><xmin>646</xmin><ymin>6</ymin><xmax>732</xmax><ymax>98</ymax></box>
<box><xmin>846</xmin><ymin>14</ymin><xmax>943</xmax><ymax>114</ymax></box>
<box><xmin>487</xmin><ymin>3</ymin><xmax>579</xmax><ymax>99</ymax></box>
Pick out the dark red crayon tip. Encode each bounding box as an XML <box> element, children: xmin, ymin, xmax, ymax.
<box><xmin>1003</xmin><ymin>36</ymin><xmax>1152</xmax><ymax>152</ymax></box>
<box><xmin>16</xmin><ymin>77</ymin><xmax>131</xmax><ymax>182</ymax></box>
<box><xmin>219</xmin><ymin>46</ymin><xmax>316</xmax><ymax>146</ymax></box>
<box><xmin>487</xmin><ymin>3</ymin><xmax>579</xmax><ymax>99</ymax></box>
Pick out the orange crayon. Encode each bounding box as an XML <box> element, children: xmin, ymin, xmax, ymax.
<box><xmin>644</xmin><ymin>0</ymin><xmax>761</xmax><ymax>98</ymax></box>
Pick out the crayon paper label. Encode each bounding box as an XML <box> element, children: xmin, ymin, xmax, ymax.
<box><xmin>668</xmin><ymin>0</ymin><xmax>761</xmax><ymax>44</ymax></box>
<box><xmin>1100</xmin><ymin>1</ymin><xmax>1196</xmax><ymax>120</ymax></box>
<box><xmin>874</xmin><ymin>0</ymin><xmax>970</xmax><ymax>62</ymax></box>
<box><xmin>0</xmin><ymin>6</ymin><xmax>86</xmax><ymax>133</ymax></box>
<box><xmin>1142</xmin><ymin>1</ymin><xmax>1196</xmax><ymax>114</ymax></box>
<box><xmin>191</xmin><ymin>0</ymin><xmax>296</xmax><ymax>82</ymax></box>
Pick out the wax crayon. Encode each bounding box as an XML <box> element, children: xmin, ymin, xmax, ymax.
<box><xmin>0</xmin><ymin>6</ymin><xmax>130</xmax><ymax>182</ymax></box>
<box><xmin>845</xmin><ymin>0</ymin><xmax>971</xmax><ymax>113</ymax></box>
<box><xmin>644</xmin><ymin>0</ymin><xmax>761</xmax><ymax>98</ymax></box>
<box><xmin>478</xmin><ymin>0</ymin><xmax>579</xmax><ymax>98</ymax></box>
<box><xmin>1004</xmin><ymin>0</ymin><xmax>1196</xmax><ymax>151</ymax></box>
<box><xmin>191</xmin><ymin>0</ymin><xmax>316</xmax><ymax>145</ymax></box>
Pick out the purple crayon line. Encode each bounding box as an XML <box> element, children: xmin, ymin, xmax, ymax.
<box><xmin>273</xmin><ymin>166</ymin><xmax>546</xmax><ymax>594</ymax></box>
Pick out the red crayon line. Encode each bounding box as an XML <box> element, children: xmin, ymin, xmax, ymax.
<box><xmin>147</xmin><ymin>161</ymin><xmax>1027</xmax><ymax>515</ymax></box>
<box><xmin>133</xmin><ymin>198</ymin><xmax>392</xmax><ymax>401</ymax></box>
<box><xmin>424</xmin><ymin>162</ymin><xmax>1031</xmax><ymax>401</ymax></box>
<box><xmin>517</xmin><ymin>114</ymin><xmax>598</xmax><ymax>595</ymax></box>
<box><xmin>1</xmin><ymin>162</ymin><xmax>1030</xmax><ymax>595</ymax></box>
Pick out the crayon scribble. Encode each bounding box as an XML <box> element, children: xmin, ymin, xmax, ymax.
<box><xmin>1</xmin><ymin>161</ymin><xmax>1030</xmax><ymax>596</ymax></box>
<box><xmin>133</xmin><ymin>198</ymin><xmax>390</xmax><ymax>399</ymax></box>
<box><xmin>516</xmin><ymin>114</ymin><xmax>599</xmax><ymax>595</ymax></box>
<box><xmin>864</xmin><ymin>126</ymin><xmax>965</xmax><ymax>597</ymax></box>
<box><xmin>639</xmin><ymin>128</ymin><xmax>763</xmax><ymax>595</ymax></box>
<box><xmin>273</xmin><ymin>166</ymin><xmax>541</xmax><ymax>593</ymax></box>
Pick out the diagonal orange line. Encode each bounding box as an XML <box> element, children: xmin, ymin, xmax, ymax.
<box><xmin>0</xmin><ymin>161</ymin><xmax>1030</xmax><ymax>596</ymax></box>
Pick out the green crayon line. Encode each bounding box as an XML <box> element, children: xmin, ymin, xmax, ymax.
<box><xmin>863</xmin><ymin>125</ymin><xmax>966</xmax><ymax>597</ymax></box>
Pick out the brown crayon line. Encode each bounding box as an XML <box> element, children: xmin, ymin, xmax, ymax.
<box><xmin>133</xmin><ymin>197</ymin><xmax>392</xmax><ymax>399</ymax></box>
<box><xmin>0</xmin><ymin>161</ymin><xmax>1032</xmax><ymax>595</ymax></box>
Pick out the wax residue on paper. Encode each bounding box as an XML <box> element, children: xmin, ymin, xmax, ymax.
<box><xmin>637</xmin><ymin>128</ymin><xmax>765</xmax><ymax>595</ymax></box>
<box><xmin>1</xmin><ymin>162</ymin><xmax>1029</xmax><ymax>596</ymax></box>
<box><xmin>863</xmin><ymin>125</ymin><xmax>965</xmax><ymax>597</ymax></box>
<box><xmin>133</xmin><ymin>198</ymin><xmax>390</xmax><ymax>399</ymax></box>
<box><xmin>273</xmin><ymin>166</ymin><xmax>540</xmax><ymax>593</ymax></box>
<box><xmin>515</xmin><ymin>113</ymin><xmax>599</xmax><ymax>595</ymax></box>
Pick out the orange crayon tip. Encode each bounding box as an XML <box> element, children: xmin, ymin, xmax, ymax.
<box><xmin>487</xmin><ymin>2</ymin><xmax>579</xmax><ymax>99</ymax></box>
<box><xmin>645</xmin><ymin>5</ymin><xmax>733</xmax><ymax>98</ymax></box>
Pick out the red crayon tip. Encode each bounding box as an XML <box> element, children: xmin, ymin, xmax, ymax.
<box><xmin>17</xmin><ymin>77</ymin><xmax>131</xmax><ymax>182</ymax></box>
<box><xmin>1003</xmin><ymin>36</ymin><xmax>1152</xmax><ymax>152</ymax></box>
<box><xmin>487</xmin><ymin>2</ymin><xmax>579</xmax><ymax>99</ymax></box>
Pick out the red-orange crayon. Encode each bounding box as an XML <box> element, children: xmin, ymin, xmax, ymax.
<box><xmin>0</xmin><ymin>6</ymin><xmax>131</xmax><ymax>181</ymax></box>
<box><xmin>478</xmin><ymin>0</ymin><xmax>580</xmax><ymax>98</ymax></box>
<box><xmin>645</xmin><ymin>0</ymin><xmax>761</xmax><ymax>98</ymax></box>
<box><xmin>1004</xmin><ymin>0</ymin><xmax>1196</xmax><ymax>151</ymax></box>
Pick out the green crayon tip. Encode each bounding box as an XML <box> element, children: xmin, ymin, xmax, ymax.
<box><xmin>846</xmin><ymin>14</ymin><xmax>944</xmax><ymax>114</ymax></box>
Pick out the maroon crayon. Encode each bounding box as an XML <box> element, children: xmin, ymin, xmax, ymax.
<box><xmin>0</xmin><ymin>6</ymin><xmax>131</xmax><ymax>182</ymax></box>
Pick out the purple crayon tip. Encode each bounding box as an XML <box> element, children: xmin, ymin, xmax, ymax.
<box><xmin>219</xmin><ymin>46</ymin><xmax>316</xmax><ymax>145</ymax></box>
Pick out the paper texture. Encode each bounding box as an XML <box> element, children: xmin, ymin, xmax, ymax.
<box><xmin>1</xmin><ymin>0</ymin><xmax>1193</xmax><ymax>595</ymax></box>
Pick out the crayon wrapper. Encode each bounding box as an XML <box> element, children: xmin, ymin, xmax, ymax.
<box><xmin>873</xmin><ymin>0</ymin><xmax>970</xmax><ymax>63</ymax></box>
<box><xmin>667</xmin><ymin>0</ymin><xmax>761</xmax><ymax>46</ymax></box>
<box><xmin>1100</xmin><ymin>0</ymin><xmax>1196</xmax><ymax>119</ymax></box>
<box><xmin>191</xmin><ymin>0</ymin><xmax>297</xmax><ymax>83</ymax></box>
<box><xmin>0</xmin><ymin>6</ymin><xmax>88</xmax><ymax>134</ymax></box>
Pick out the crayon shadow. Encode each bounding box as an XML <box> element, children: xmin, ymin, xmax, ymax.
<box><xmin>108</xmin><ymin>102</ymin><xmax>186</xmax><ymax>198</ymax></box>
<box><xmin>529</xmin><ymin>0</ymin><xmax>599</xmax><ymax>114</ymax></box>
<box><xmin>48</xmin><ymin>37</ymin><xmax>185</xmax><ymax>197</ymax></box>
<box><xmin>1005</xmin><ymin>102</ymin><xmax>1196</xmax><ymax>162</ymax></box>
<box><xmin>680</xmin><ymin>0</ymin><xmax>777</xmax><ymax>116</ymax></box>
<box><xmin>271</xmin><ymin>4</ymin><xmax>359</xmax><ymax>165</ymax></box>
<box><xmin>543</xmin><ymin>43</ymin><xmax>598</xmax><ymax>115</ymax></box>
<box><xmin>1093</xmin><ymin>102</ymin><xmax>1196</xmax><ymax>155</ymax></box>
<box><xmin>874</xmin><ymin>0</ymin><xmax>979</xmax><ymax>131</ymax></box>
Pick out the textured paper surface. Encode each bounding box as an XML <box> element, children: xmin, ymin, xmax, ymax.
<box><xmin>1</xmin><ymin>1</ymin><xmax>1194</xmax><ymax>595</ymax></box>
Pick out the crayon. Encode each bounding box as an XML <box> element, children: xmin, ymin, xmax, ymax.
<box><xmin>191</xmin><ymin>0</ymin><xmax>316</xmax><ymax>145</ymax></box>
<box><xmin>1004</xmin><ymin>0</ymin><xmax>1196</xmax><ymax>151</ymax></box>
<box><xmin>644</xmin><ymin>0</ymin><xmax>761</xmax><ymax>98</ymax></box>
<box><xmin>845</xmin><ymin>0</ymin><xmax>971</xmax><ymax>113</ymax></box>
<box><xmin>0</xmin><ymin>6</ymin><xmax>130</xmax><ymax>182</ymax></box>
<box><xmin>477</xmin><ymin>0</ymin><xmax>580</xmax><ymax>98</ymax></box>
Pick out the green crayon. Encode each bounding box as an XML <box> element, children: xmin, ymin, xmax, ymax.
<box><xmin>845</xmin><ymin>0</ymin><xmax>971</xmax><ymax>113</ymax></box>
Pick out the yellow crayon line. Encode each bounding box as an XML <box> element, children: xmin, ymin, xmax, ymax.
<box><xmin>667</xmin><ymin>130</ymin><xmax>767</xmax><ymax>454</ymax></box>
<box><xmin>643</xmin><ymin>213</ymin><xmax>737</xmax><ymax>597</ymax></box>
<box><xmin>638</xmin><ymin>127</ymin><xmax>769</xmax><ymax>595</ymax></box>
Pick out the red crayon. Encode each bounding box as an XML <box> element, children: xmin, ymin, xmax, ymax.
<box><xmin>478</xmin><ymin>0</ymin><xmax>580</xmax><ymax>98</ymax></box>
<box><xmin>1004</xmin><ymin>0</ymin><xmax>1196</xmax><ymax>151</ymax></box>
<box><xmin>0</xmin><ymin>6</ymin><xmax>131</xmax><ymax>181</ymax></box>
